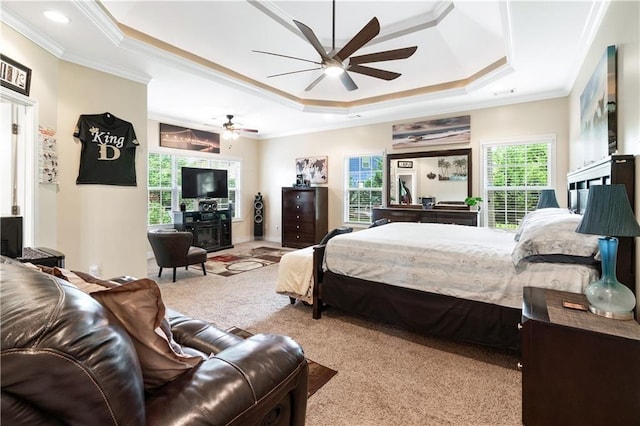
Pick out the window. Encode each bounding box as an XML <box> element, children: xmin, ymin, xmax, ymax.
<box><xmin>483</xmin><ymin>136</ymin><xmax>555</xmax><ymax>229</ymax></box>
<box><xmin>147</xmin><ymin>152</ymin><xmax>240</xmax><ymax>226</ymax></box>
<box><xmin>344</xmin><ymin>154</ymin><xmax>383</xmax><ymax>224</ymax></box>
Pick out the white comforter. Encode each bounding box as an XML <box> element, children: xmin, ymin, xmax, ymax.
<box><xmin>323</xmin><ymin>222</ymin><xmax>598</xmax><ymax>309</ymax></box>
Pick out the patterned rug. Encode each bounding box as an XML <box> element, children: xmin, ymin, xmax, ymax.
<box><xmin>226</xmin><ymin>326</ymin><xmax>337</xmax><ymax>398</ymax></box>
<box><xmin>205</xmin><ymin>246</ymin><xmax>292</xmax><ymax>277</ymax></box>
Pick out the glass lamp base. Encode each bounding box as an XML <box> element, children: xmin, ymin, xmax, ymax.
<box><xmin>587</xmin><ymin>304</ymin><xmax>634</xmax><ymax>320</ymax></box>
<box><xmin>585</xmin><ymin>237</ymin><xmax>636</xmax><ymax>321</ymax></box>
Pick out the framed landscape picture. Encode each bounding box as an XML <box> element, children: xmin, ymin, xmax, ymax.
<box><xmin>580</xmin><ymin>45</ymin><xmax>617</xmax><ymax>156</ymax></box>
<box><xmin>159</xmin><ymin>123</ymin><xmax>220</xmax><ymax>153</ymax></box>
<box><xmin>392</xmin><ymin>115</ymin><xmax>470</xmax><ymax>148</ymax></box>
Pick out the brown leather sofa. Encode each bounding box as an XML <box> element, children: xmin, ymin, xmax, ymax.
<box><xmin>0</xmin><ymin>257</ymin><xmax>308</xmax><ymax>425</ymax></box>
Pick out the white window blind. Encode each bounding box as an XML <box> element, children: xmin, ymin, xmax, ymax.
<box><xmin>344</xmin><ymin>154</ymin><xmax>383</xmax><ymax>224</ymax></box>
<box><xmin>483</xmin><ymin>138</ymin><xmax>554</xmax><ymax>229</ymax></box>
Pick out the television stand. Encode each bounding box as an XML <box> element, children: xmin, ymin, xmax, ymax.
<box><xmin>173</xmin><ymin>209</ymin><xmax>233</xmax><ymax>253</ymax></box>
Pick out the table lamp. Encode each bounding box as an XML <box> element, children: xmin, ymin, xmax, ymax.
<box><xmin>536</xmin><ymin>189</ymin><xmax>560</xmax><ymax>209</ymax></box>
<box><xmin>575</xmin><ymin>184</ymin><xmax>640</xmax><ymax>319</ymax></box>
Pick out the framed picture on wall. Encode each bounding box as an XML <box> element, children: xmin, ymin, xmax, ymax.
<box><xmin>1</xmin><ymin>54</ymin><xmax>31</xmax><ymax>96</ymax></box>
<box><xmin>392</xmin><ymin>115</ymin><xmax>470</xmax><ymax>148</ymax></box>
<box><xmin>295</xmin><ymin>156</ymin><xmax>327</xmax><ymax>184</ymax></box>
<box><xmin>159</xmin><ymin>123</ymin><xmax>220</xmax><ymax>153</ymax></box>
<box><xmin>580</xmin><ymin>45</ymin><xmax>617</xmax><ymax>155</ymax></box>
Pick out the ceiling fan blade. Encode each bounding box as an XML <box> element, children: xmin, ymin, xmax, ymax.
<box><xmin>267</xmin><ymin>67</ymin><xmax>322</xmax><ymax>78</ymax></box>
<box><xmin>335</xmin><ymin>17</ymin><xmax>380</xmax><ymax>62</ymax></box>
<box><xmin>305</xmin><ymin>73</ymin><xmax>327</xmax><ymax>91</ymax></box>
<box><xmin>340</xmin><ymin>72</ymin><xmax>358</xmax><ymax>91</ymax></box>
<box><xmin>237</xmin><ymin>128</ymin><xmax>259</xmax><ymax>133</ymax></box>
<box><xmin>252</xmin><ymin>50</ymin><xmax>322</xmax><ymax>65</ymax></box>
<box><xmin>348</xmin><ymin>64</ymin><xmax>401</xmax><ymax>80</ymax></box>
<box><xmin>349</xmin><ymin>46</ymin><xmax>418</xmax><ymax>65</ymax></box>
<box><xmin>293</xmin><ymin>20</ymin><xmax>332</xmax><ymax>61</ymax></box>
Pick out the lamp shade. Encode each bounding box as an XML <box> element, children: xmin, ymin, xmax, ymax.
<box><xmin>536</xmin><ymin>189</ymin><xmax>560</xmax><ymax>209</ymax></box>
<box><xmin>576</xmin><ymin>184</ymin><xmax>640</xmax><ymax>237</ymax></box>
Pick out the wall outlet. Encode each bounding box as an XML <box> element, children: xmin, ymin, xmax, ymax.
<box><xmin>89</xmin><ymin>264</ymin><xmax>100</xmax><ymax>276</ymax></box>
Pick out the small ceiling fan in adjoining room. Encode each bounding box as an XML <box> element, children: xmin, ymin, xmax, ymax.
<box><xmin>220</xmin><ymin>114</ymin><xmax>259</xmax><ymax>140</ymax></box>
<box><xmin>253</xmin><ymin>0</ymin><xmax>417</xmax><ymax>91</ymax></box>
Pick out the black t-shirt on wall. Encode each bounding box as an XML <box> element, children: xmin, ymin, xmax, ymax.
<box><xmin>73</xmin><ymin>112</ymin><xmax>139</xmax><ymax>186</ymax></box>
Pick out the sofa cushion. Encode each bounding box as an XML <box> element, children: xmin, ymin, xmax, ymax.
<box><xmin>91</xmin><ymin>278</ymin><xmax>205</xmax><ymax>391</ymax></box>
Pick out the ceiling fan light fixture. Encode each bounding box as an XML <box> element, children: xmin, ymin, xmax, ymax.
<box><xmin>222</xmin><ymin>129</ymin><xmax>234</xmax><ymax>140</ymax></box>
<box><xmin>324</xmin><ymin>65</ymin><xmax>344</xmax><ymax>76</ymax></box>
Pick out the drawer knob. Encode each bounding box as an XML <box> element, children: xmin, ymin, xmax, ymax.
<box><xmin>296</xmin><ymin>215</ymin><xmax>300</xmax><ymax>219</ymax></box>
<box><xmin>517</xmin><ymin>323</ymin><xmax>523</xmax><ymax>330</ymax></box>
<box><xmin>296</xmin><ymin>225</ymin><xmax>300</xmax><ymax>229</ymax></box>
<box><xmin>296</xmin><ymin>195</ymin><xmax>300</xmax><ymax>199</ymax></box>
<box><xmin>296</xmin><ymin>205</ymin><xmax>300</xmax><ymax>209</ymax></box>
<box><xmin>296</xmin><ymin>236</ymin><xmax>300</xmax><ymax>239</ymax></box>
<box><xmin>517</xmin><ymin>362</ymin><xmax>523</xmax><ymax>370</ymax></box>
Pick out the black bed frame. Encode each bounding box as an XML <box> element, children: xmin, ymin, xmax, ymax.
<box><xmin>311</xmin><ymin>154</ymin><xmax>637</xmax><ymax>348</ymax></box>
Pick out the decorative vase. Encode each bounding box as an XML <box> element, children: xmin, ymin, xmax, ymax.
<box><xmin>585</xmin><ymin>237</ymin><xmax>636</xmax><ymax>319</ymax></box>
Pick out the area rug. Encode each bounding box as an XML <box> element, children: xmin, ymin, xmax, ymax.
<box><xmin>226</xmin><ymin>326</ymin><xmax>337</xmax><ymax>397</ymax></box>
<box><xmin>206</xmin><ymin>246</ymin><xmax>292</xmax><ymax>277</ymax></box>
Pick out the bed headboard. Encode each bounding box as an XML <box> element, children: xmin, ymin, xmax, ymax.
<box><xmin>567</xmin><ymin>154</ymin><xmax>636</xmax><ymax>297</ymax></box>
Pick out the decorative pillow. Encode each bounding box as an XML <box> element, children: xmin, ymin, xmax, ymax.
<box><xmin>514</xmin><ymin>208</ymin><xmax>572</xmax><ymax>241</ymax></box>
<box><xmin>512</xmin><ymin>213</ymin><xmax>600</xmax><ymax>267</ymax></box>
<box><xmin>91</xmin><ymin>278</ymin><xmax>205</xmax><ymax>391</ymax></box>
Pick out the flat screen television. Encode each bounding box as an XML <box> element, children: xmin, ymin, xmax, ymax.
<box><xmin>181</xmin><ymin>167</ymin><xmax>228</xmax><ymax>199</ymax></box>
<box><xmin>1</xmin><ymin>216</ymin><xmax>23</xmax><ymax>258</ymax></box>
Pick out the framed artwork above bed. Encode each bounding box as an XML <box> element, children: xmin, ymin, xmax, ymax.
<box><xmin>580</xmin><ymin>45</ymin><xmax>617</xmax><ymax>157</ymax></box>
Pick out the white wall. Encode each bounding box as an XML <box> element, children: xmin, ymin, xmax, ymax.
<box><xmin>56</xmin><ymin>62</ymin><xmax>148</xmax><ymax>279</ymax></box>
<box><xmin>260</xmin><ymin>97</ymin><xmax>570</xmax><ymax>241</ymax></box>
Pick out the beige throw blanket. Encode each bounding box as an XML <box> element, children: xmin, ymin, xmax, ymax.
<box><xmin>275</xmin><ymin>246</ymin><xmax>315</xmax><ymax>304</ymax></box>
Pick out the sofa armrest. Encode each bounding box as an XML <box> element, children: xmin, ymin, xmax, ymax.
<box><xmin>146</xmin><ymin>334</ymin><xmax>308</xmax><ymax>426</ymax></box>
<box><xmin>165</xmin><ymin>308</ymin><xmax>243</xmax><ymax>355</ymax></box>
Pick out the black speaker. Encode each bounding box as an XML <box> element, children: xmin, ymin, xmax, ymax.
<box><xmin>254</xmin><ymin>192</ymin><xmax>264</xmax><ymax>239</ymax></box>
<box><xmin>199</xmin><ymin>200</ymin><xmax>217</xmax><ymax>212</ymax></box>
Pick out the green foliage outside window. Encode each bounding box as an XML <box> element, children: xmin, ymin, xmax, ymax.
<box><xmin>485</xmin><ymin>142</ymin><xmax>552</xmax><ymax>229</ymax></box>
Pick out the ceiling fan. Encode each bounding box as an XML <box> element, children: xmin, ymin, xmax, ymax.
<box><xmin>253</xmin><ymin>0</ymin><xmax>417</xmax><ymax>91</ymax></box>
<box><xmin>220</xmin><ymin>114</ymin><xmax>259</xmax><ymax>140</ymax></box>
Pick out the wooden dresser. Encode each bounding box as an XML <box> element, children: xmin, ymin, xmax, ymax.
<box><xmin>281</xmin><ymin>187</ymin><xmax>328</xmax><ymax>248</ymax></box>
<box><xmin>372</xmin><ymin>207</ymin><xmax>478</xmax><ymax>226</ymax></box>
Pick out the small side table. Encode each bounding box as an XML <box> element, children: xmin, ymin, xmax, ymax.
<box><xmin>521</xmin><ymin>287</ymin><xmax>640</xmax><ymax>425</ymax></box>
<box><xmin>16</xmin><ymin>247</ymin><xmax>65</xmax><ymax>268</ymax></box>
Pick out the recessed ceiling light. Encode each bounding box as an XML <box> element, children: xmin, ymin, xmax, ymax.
<box><xmin>44</xmin><ymin>10</ymin><xmax>70</xmax><ymax>24</ymax></box>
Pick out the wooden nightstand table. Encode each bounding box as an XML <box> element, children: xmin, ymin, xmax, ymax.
<box><xmin>521</xmin><ymin>287</ymin><xmax>640</xmax><ymax>426</ymax></box>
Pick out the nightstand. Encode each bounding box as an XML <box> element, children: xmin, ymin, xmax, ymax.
<box><xmin>521</xmin><ymin>287</ymin><xmax>640</xmax><ymax>425</ymax></box>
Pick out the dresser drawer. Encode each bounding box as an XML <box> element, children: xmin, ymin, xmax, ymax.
<box><xmin>283</xmin><ymin>222</ymin><xmax>315</xmax><ymax>235</ymax></box>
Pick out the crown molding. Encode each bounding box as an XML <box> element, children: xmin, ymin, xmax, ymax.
<box><xmin>1</xmin><ymin>8</ymin><xmax>65</xmax><ymax>58</ymax></box>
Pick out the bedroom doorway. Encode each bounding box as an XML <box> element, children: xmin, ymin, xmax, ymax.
<box><xmin>1</xmin><ymin>91</ymin><xmax>36</xmax><ymax>247</ymax></box>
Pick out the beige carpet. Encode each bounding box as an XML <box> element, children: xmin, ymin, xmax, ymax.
<box><xmin>149</xmin><ymin>241</ymin><xmax>522</xmax><ymax>426</ymax></box>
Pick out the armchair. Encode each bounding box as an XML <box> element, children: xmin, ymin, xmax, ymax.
<box><xmin>148</xmin><ymin>231</ymin><xmax>207</xmax><ymax>282</ymax></box>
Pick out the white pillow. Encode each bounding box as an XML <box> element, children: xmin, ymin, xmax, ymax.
<box><xmin>514</xmin><ymin>208</ymin><xmax>572</xmax><ymax>241</ymax></box>
<box><xmin>512</xmin><ymin>213</ymin><xmax>600</xmax><ymax>267</ymax></box>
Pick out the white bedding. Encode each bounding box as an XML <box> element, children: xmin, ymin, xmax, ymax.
<box><xmin>323</xmin><ymin>222</ymin><xmax>599</xmax><ymax>309</ymax></box>
<box><xmin>276</xmin><ymin>246</ymin><xmax>315</xmax><ymax>303</ymax></box>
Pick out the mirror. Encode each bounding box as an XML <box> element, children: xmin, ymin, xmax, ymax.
<box><xmin>386</xmin><ymin>148</ymin><xmax>472</xmax><ymax>207</ymax></box>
